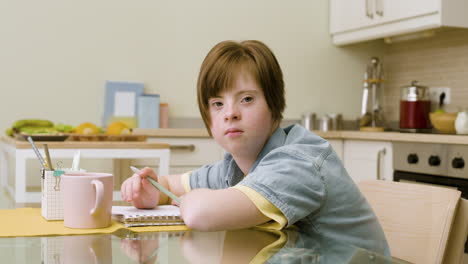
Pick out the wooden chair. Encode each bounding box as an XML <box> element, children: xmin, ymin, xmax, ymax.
<box><xmin>444</xmin><ymin>198</ymin><xmax>468</xmax><ymax>264</ymax></box>
<box><xmin>357</xmin><ymin>180</ymin><xmax>468</xmax><ymax>264</ymax></box>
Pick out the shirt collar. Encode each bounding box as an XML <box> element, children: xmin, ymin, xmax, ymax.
<box><xmin>225</xmin><ymin>125</ymin><xmax>291</xmax><ymax>185</ymax></box>
<box><xmin>248</xmin><ymin>125</ymin><xmax>288</xmax><ymax>174</ymax></box>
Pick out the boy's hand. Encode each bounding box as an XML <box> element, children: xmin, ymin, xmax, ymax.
<box><xmin>121</xmin><ymin>167</ymin><xmax>161</xmax><ymax>209</ymax></box>
<box><xmin>171</xmin><ymin>194</ymin><xmax>183</xmax><ymax>206</ymax></box>
<box><xmin>120</xmin><ymin>237</ymin><xmax>159</xmax><ymax>263</ymax></box>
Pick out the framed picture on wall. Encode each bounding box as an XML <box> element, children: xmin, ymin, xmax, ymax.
<box><xmin>102</xmin><ymin>80</ymin><xmax>144</xmax><ymax>126</ymax></box>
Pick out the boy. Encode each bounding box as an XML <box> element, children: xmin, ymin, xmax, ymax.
<box><xmin>121</xmin><ymin>40</ymin><xmax>390</xmax><ymax>255</ymax></box>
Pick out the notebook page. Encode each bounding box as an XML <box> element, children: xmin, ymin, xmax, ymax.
<box><xmin>112</xmin><ymin>205</ymin><xmax>180</xmax><ymax>218</ymax></box>
<box><xmin>112</xmin><ymin>205</ymin><xmax>184</xmax><ymax>227</ymax></box>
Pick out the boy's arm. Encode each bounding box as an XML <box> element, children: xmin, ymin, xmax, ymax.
<box><xmin>158</xmin><ymin>173</ymin><xmax>187</xmax><ymax>204</ymax></box>
<box><xmin>180</xmin><ymin>187</ymin><xmax>270</xmax><ymax>231</ymax></box>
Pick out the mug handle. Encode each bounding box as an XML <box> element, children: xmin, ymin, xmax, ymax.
<box><xmin>90</xmin><ymin>180</ymin><xmax>104</xmax><ymax>215</ymax></box>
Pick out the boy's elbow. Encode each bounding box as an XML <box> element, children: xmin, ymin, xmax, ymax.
<box><xmin>181</xmin><ymin>206</ymin><xmax>213</xmax><ymax>231</ymax></box>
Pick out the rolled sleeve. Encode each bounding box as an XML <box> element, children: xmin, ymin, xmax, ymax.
<box><xmin>189</xmin><ymin>159</ymin><xmax>229</xmax><ymax>190</ymax></box>
<box><xmin>233</xmin><ymin>185</ymin><xmax>288</xmax><ymax>230</ymax></box>
<box><xmin>238</xmin><ymin>147</ymin><xmax>328</xmax><ymax>227</ymax></box>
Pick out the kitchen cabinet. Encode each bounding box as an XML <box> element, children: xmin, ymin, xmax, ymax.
<box><xmin>330</xmin><ymin>0</ymin><xmax>468</xmax><ymax>45</ymax></box>
<box><xmin>328</xmin><ymin>139</ymin><xmax>344</xmax><ymax>161</ymax></box>
<box><xmin>128</xmin><ymin>137</ymin><xmax>224</xmax><ymax>175</ymax></box>
<box><xmin>343</xmin><ymin>140</ymin><xmax>393</xmax><ymax>182</ymax></box>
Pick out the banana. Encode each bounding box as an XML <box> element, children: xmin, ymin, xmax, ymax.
<box><xmin>13</xmin><ymin>119</ymin><xmax>54</xmax><ymax>130</ymax></box>
<box><xmin>54</xmin><ymin>123</ymin><xmax>74</xmax><ymax>133</ymax></box>
<box><xmin>5</xmin><ymin>128</ymin><xmax>13</xmax><ymax>137</ymax></box>
<box><xmin>18</xmin><ymin>126</ymin><xmax>58</xmax><ymax>134</ymax></box>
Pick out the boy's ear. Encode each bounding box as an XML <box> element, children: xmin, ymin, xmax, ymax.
<box><xmin>272</xmin><ymin>119</ymin><xmax>281</xmax><ymax>129</ymax></box>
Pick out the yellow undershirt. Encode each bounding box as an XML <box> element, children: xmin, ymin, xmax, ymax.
<box><xmin>181</xmin><ymin>171</ymin><xmax>192</xmax><ymax>193</ymax></box>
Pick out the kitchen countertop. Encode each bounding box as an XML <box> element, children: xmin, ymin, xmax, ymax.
<box><xmin>134</xmin><ymin>128</ymin><xmax>468</xmax><ymax>145</ymax></box>
<box><xmin>314</xmin><ymin>130</ymin><xmax>468</xmax><ymax>145</ymax></box>
<box><xmin>0</xmin><ymin>136</ymin><xmax>170</xmax><ymax>149</ymax></box>
<box><xmin>133</xmin><ymin>128</ymin><xmax>211</xmax><ymax>138</ymax></box>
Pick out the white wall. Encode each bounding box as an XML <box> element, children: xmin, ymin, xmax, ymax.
<box><xmin>0</xmin><ymin>0</ymin><xmax>384</xmax><ymax>132</ymax></box>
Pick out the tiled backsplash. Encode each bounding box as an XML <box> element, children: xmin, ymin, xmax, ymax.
<box><xmin>383</xmin><ymin>28</ymin><xmax>468</xmax><ymax>122</ymax></box>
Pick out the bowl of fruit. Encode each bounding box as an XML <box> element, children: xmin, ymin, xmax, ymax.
<box><xmin>6</xmin><ymin>119</ymin><xmax>73</xmax><ymax>141</ymax></box>
<box><xmin>429</xmin><ymin>111</ymin><xmax>457</xmax><ymax>134</ymax></box>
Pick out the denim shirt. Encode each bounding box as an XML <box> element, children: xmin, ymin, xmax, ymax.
<box><xmin>190</xmin><ymin>124</ymin><xmax>390</xmax><ymax>255</ymax></box>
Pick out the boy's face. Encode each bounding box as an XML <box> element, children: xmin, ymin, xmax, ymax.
<box><xmin>208</xmin><ymin>72</ymin><xmax>276</xmax><ymax>159</ymax></box>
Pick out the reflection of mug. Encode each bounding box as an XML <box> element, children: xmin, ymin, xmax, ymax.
<box><xmin>63</xmin><ymin>234</ymin><xmax>112</xmax><ymax>264</ymax></box>
<box><xmin>62</xmin><ymin>172</ymin><xmax>114</xmax><ymax>229</ymax></box>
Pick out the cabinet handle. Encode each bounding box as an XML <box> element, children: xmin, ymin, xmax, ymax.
<box><xmin>170</xmin><ymin>144</ymin><xmax>196</xmax><ymax>152</ymax></box>
<box><xmin>366</xmin><ymin>0</ymin><xmax>374</xmax><ymax>18</ymax></box>
<box><xmin>375</xmin><ymin>0</ymin><xmax>384</xmax><ymax>16</ymax></box>
<box><xmin>376</xmin><ymin>148</ymin><xmax>386</xmax><ymax>180</ymax></box>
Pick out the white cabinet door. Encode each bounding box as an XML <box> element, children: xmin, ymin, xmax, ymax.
<box><xmin>331</xmin><ymin>0</ymin><xmax>438</xmax><ymax>33</ymax></box>
<box><xmin>329</xmin><ymin>0</ymin><xmax>467</xmax><ymax>45</ymax></box>
<box><xmin>343</xmin><ymin>140</ymin><xmax>393</xmax><ymax>182</ymax></box>
<box><xmin>330</xmin><ymin>0</ymin><xmax>371</xmax><ymax>34</ymax></box>
<box><xmin>129</xmin><ymin>137</ymin><xmax>224</xmax><ymax>175</ymax></box>
<box><xmin>328</xmin><ymin>139</ymin><xmax>344</xmax><ymax>162</ymax></box>
<box><xmin>382</xmin><ymin>0</ymin><xmax>438</xmax><ymax>25</ymax></box>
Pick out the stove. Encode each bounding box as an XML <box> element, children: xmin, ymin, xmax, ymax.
<box><xmin>393</xmin><ymin>142</ymin><xmax>468</xmax><ymax>252</ymax></box>
<box><xmin>393</xmin><ymin>142</ymin><xmax>468</xmax><ymax>181</ymax></box>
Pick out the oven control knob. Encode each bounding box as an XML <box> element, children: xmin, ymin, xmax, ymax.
<box><xmin>452</xmin><ymin>158</ymin><xmax>465</xmax><ymax>169</ymax></box>
<box><xmin>428</xmin><ymin>155</ymin><xmax>441</xmax><ymax>166</ymax></box>
<box><xmin>407</xmin><ymin>154</ymin><xmax>419</xmax><ymax>164</ymax></box>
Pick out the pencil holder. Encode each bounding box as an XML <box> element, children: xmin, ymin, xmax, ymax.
<box><xmin>41</xmin><ymin>168</ymin><xmax>85</xmax><ymax>220</ymax></box>
<box><xmin>41</xmin><ymin>170</ymin><xmax>64</xmax><ymax>220</ymax></box>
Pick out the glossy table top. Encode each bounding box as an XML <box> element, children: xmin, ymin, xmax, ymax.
<box><xmin>0</xmin><ymin>227</ymin><xmax>409</xmax><ymax>264</ymax></box>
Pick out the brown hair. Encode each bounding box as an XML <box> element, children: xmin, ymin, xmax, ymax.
<box><xmin>197</xmin><ymin>40</ymin><xmax>285</xmax><ymax>135</ymax></box>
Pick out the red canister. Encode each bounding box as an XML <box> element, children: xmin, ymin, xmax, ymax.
<box><xmin>399</xmin><ymin>81</ymin><xmax>431</xmax><ymax>132</ymax></box>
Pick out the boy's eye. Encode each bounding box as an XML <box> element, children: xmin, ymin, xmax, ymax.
<box><xmin>211</xmin><ymin>101</ymin><xmax>223</xmax><ymax>108</ymax></box>
<box><xmin>242</xmin><ymin>96</ymin><xmax>254</xmax><ymax>103</ymax></box>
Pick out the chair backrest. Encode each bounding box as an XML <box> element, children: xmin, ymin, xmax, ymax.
<box><xmin>357</xmin><ymin>180</ymin><xmax>461</xmax><ymax>264</ymax></box>
<box><xmin>444</xmin><ymin>198</ymin><xmax>468</xmax><ymax>264</ymax></box>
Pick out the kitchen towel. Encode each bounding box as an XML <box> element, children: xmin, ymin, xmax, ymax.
<box><xmin>0</xmin><ymin>208</ymin><xmax>188</xmax><ymax>237</ymax></box>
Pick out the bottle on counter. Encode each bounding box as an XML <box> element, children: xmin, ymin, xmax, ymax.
<box><xmin>301</xmin><ymin>112</ymin><xmax>316</xmax><ymax>131</ymax></box>
<box><xmin>399</xmin><ymin>81</ymin><xmax>431</xmax><ymax>133</ymax></box>
<box><xmin>359</xmin><ymin>57</ymin><xmax>386</xmax><ymax>132</ymax></box>
<box><xmin>328</xmin><ymin>113</ymin><xmax>343</xmax><ymax>130</ymax></box>
<box><xmin>319</xmin><ymin>115</ymin><xmax>332</xmax><ymax>132</ymax></box>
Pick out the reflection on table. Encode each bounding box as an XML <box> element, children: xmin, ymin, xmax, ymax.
<box><xmin>0</xmin><ymin>227</ymin><xmax>409</xmax><ymax>263</ymax></box>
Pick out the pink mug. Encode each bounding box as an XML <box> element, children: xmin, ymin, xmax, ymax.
<box><xmin>62</xmin><ymin>172</ymin><xmax>114</xmax><ymax>229</ymax></box>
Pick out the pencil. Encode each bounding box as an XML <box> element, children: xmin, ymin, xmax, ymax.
<box><xmin>27</xmin><ymin>136</ymin><xmax>46</xmax><ymax>170</ymax></box>
<box><xmin>130</xmin><ymin>166</ymin><xmax>181</xmax><ymax>203</ymax></box>
<box><xmin>43</xmin><ymin>144</ymin><xmax>53</xmax><ymax>171</ymax></box>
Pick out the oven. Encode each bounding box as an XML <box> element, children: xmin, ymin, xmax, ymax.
<box><xmin>392</xmin><ymin>142</ymin><xmax>468</xmax><ymax>252</ymax></box>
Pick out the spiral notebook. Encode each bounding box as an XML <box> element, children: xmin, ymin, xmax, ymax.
<box><xmin>112</xmin><ymin>205</ymin><xmax>184</xmax><ymax>227</ymax></box>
